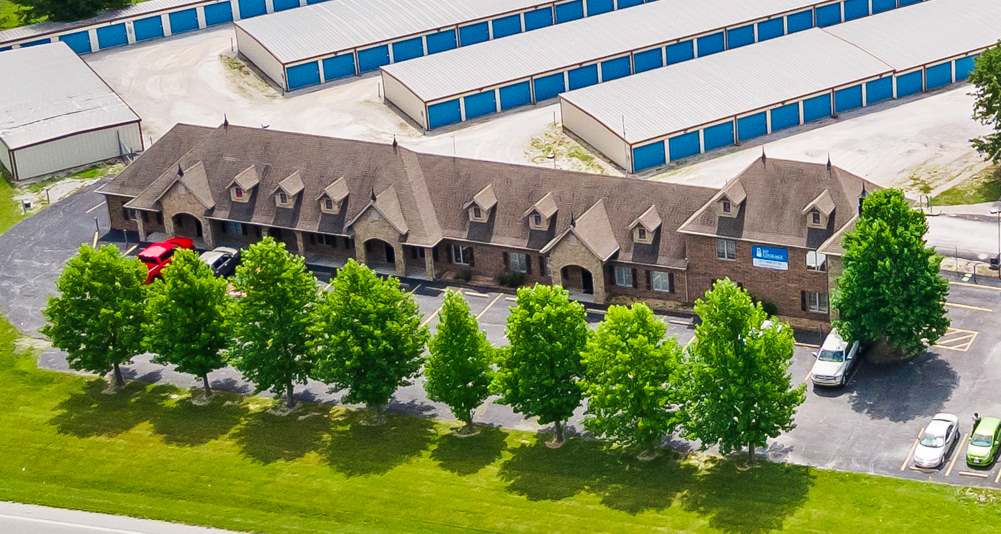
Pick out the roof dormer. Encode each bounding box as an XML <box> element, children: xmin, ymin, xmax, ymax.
<box><xmin>628</xmin><ymin>205</ymin><xmax>661</xmax><ymax>245</ymax></box>
<box><xmin>464</xmin><ymin>184</ymin><xmax>497</xmax><ymax>223</ymax></box>
<box><xmin>717</xmin><ymin>180</ymin><xmax>746</xmax><ymax>219</ymax></box>
<box><xmin>522</xmin><ymin>192</ymin><xmax>557</xmax><ymax>230</ymax></box>
<box><xmin>227</xmin><ymin>165</ymin><xmax>260</xmax><ymax>203</ymax></box>
<box><xmin>802</xmin><ymin>189</ymin><xmax>835</xmax><ymax>229</ymax></box>
<box><xmin>317</xmin><ymin>176</ymin><xmax>348</xmax><ymax>215</ymax></box>
<box><xmin>273</xmin><ymin>170</ymin><xmax>304</xmax><ymax>209</ymax></box>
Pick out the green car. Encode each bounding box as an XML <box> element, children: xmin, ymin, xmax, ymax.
<box><xmin>966</xmin><ymin>417</ymin><xmax>1001</xmax><ymax>467</ymax></box>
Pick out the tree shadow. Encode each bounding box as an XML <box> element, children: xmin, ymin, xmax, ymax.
<box><xmin>146</xmin><ymin>392</ymin><xmax>248</xmax><ymax>447</ymax></box>
<box><xmin>849</xmin><ymin>352</ymin><xmax>959</xmax><ymax>423</ymax></box>
<box><xmin>681</xmin><ymin>457</ymin><xmax>814</xmax><ymax>533</ymax></box>
<box><xmin>430</xmin><ymin>426</ymin><xmax>507</xmax><ymax>476</ymax></box>
<box><xmin>324</xmin><ymin>411</ymin><xmax>436</xmax><ymax>477</ymax></box>
<box><xmin>49</xmin><ymin>379</ymin><xmax>169</xmax><ymax>437</ymax></box>
<box><xmin>232</xmin><ymin>405</ymin><xmax>330</xmax><ymax>464</ymax></box>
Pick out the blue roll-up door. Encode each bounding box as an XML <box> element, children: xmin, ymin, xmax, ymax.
<box><xmin>428</xmin><ymin>100</ymin><xmax>462</xmax><ymax>129</ymax></box>
<box><xmin>955</xmin><ymin>56</ymin><xmax>977</xmax><ymax>81</ymax></box>
<box><xmin>925</xmin><ymin>62</ymin><xmax>952</xmax><ymax>90</ymax></box>
<box><xmin>770</xmin><ymin>103</ymin><xmax>800</xmax><ymax>132</ymax></box>
<box><xmin>757</xmin><ymin>18</ymin><xmax>784</xmax><ymax>41</ymax></box>
<box><xmin>133</xmin><ymin>16</ymin><xmax>165</xmax><ymax>41</ymax></box>
<box><xmin>273</xmin><ymin>0</ymin><xmax>299</xmax><ymax>11</ymax></box>
<box><xmin>524</xmin><ymin>7</ymin><xmax>554</xmax><ymax>30</ymax></box>
<box><xmin>865</xmin><ymin>77</ymin><xmax>893</xmax><ymax>104</ymax></box>
<box><xmin>618</xmin><ymin>0</ymin><xmax>644</xmax><ymax>7</ymax></box>
<box><xmin>287</xmin><ymin>62</ymin><xmax>320</xmax><ymax>90</ymax></box>
<box><xmin>896</xmin><ymin>71</ymin><xmax>923</xmax><ymax>97</ymax></box>
<box><xmin>96</xmin><ymin>24</ymin><xmax>128</xmax><ymax>49</ymax></box>
<box><xmin>601</xmin><ymin>56</ymin><xmax>631</xmax><ymax>81</ymax></box>
<box><xmin>632</xmin><ymin>142</ymin><xmax>666</xmax><ymax>172</ymax></box>
<box><xmin>238</xmin><ymin>0</ymin><xmax>267</xmax><ymax>18</ymax></box>
<box><xmin>0</xmin><ymin>46</ymin><xmax>10</xmax><ymax>51</ymax></box>
<box><xmin>322</xmin><ymin>54</ymin><xmax>355</xmax><ymax>80</ymax></box>
<box><xmin>815</xmin><ymin>3</ymin><xmax>842</xmax><ymax>27</ymax></box>
<box><xmin>23</xmin><ymin>38</ymin><xmax>52</xmax><ymax>47</ymax></box>
<box><xmin>492</xmin><ymin>14</ymin><xmax>522</xmax><ymax>38</ymax></box>
<box><xmin>702</xmin><ymin>122</ymin><xmax>734</xmax><ymax>151</ymax></box>
<box><xmin>459</xmin><ymin>22</ymin><xmax>489</xmax><ymax>46</ymax></box>
<box><xmin>802</xmin><ymin>94</ymin><xmax>832</xmax><ymax>123</ymax></box>
<box><xmin>666</xmin><ymin>40</ymin><xmax>694</xmax><ymax>65</ymax></box>
<box><xmin>169</xmin><ymin>9</ymin><xmax>200</xmax><ymax>34</ymax></box>
<box><xmin>499</xmin><ymin>82</ymin><xmax>531</xmax><ymax>110</ymax></box>
<box><xmin>633</xmin><ymin>48</ymin><xmax>662</xmax><ymax>73</ymax></box>
<box><xmin>835</xmin><ymin>85</ymin><xmax>863</xmax><ymax>113</ymax></box>
<box><xmin>668</xmin><ymin>132</ymin><xmax>700</xmax><ymax>162</ymax></box>
<box><xmin>899</xmin><ymin>0</ymin><xmax>921</xmax><ymax>5</ymax></box>
<box><xmin>305</xmin><ymin>0</ymin><xmax>324</xmax><ymax>3</ymax></box>
<box><xmin>568</xmin><ymin>64</ymin><xmax>598</xmax><ymax>90</ymax></box>
<box><xmin>843</xmin><ymin>0</ymin><xmax>869</xmax><ymax>20</ymax></box>
<box><xmin>59</xmin><ymin>31</ymin><xmax>92</xmax><ymax>54</ymax></box>
<box><xmin>587</xmin><ymin>0</ymin><xmax>614</xmax><ymax>16</ymax></box>
<box><xmin>555</xmin><ymin>1</ymin><xmax>584</xmax><ymax>23</ymax></box>
<box><xmin>426</xmin><ymin>30</ymin><xmax>457</xmax><ymax>54</ymax></box>
<box><xmin>737</xmin><ymin>112</ymin><xmax>767</xmax><ymax>143</ymax></box>
<box><xmin>464</xmin><ymin>92</ymin><xmax>497</xmax><ymax>120</ymax></box>
<box><xmin>786</xmin><ymin>10</ymin><xmax>813</xmax><ymax>33</ymax></box>
<box><xmin>357</xmin><ymin>45</ymin><xmax>390</xmax><ymax>72</ymax></box>
<box><xmin>204</xmin><ymin>2</ymin><xmax>233</xmax><ymax>25</ymax></box>
<box><xmin>533</xmin><ymin>73</ymin><xmax>565</xmax><ymax>101</ymax></box>
<box><xmin>392</xmin><ymin>37</ymin><xmax>424</xmax><ymax>62</ymax></box>
<box><xmin>726</xmin><ymin>25</ymin><xmax>755</xmax><ymax>49</ymax></box>
<box><xmin>697</xmin><ymin>32</ymin><xmax>725</xmax><ymax>56</ymax></box>
<box><xmin>872</xmin><ymin>0</ymin><xmax>896</xmax><ymax>13</ymax></box>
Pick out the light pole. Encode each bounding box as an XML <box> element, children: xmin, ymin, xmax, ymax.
<box><xmin>992</xmin><ymin>208</ymin><xmax>1001</xmax><ymax>279</ymax></box>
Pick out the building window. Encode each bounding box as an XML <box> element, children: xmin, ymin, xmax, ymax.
<box><xmin>803</xmin><ymin>291</ymin><xmax>829</xmax><ymax>314</ymax></box>
<box><xmin>651</xmin><ymin>271</ymin><xmax>671</xmax><ymax>292</ymax></box>
<box><xmin>125</xmin><ymin>208</ymin><xmax>138</xmax><ymax>221</ymax></box>
<box><xmin>614</xmin><ymin>266</ymin><xmax>633</xmax><ymax>288</ymax></box>
<box><xmin>223</xmin><ymin>221</ymin><xmax>243</xmax><ymax>235</ymax></box>
<box><xmin>278</xmin><ymin>191</ymin><xmax>288</xmax><ymax>205</ymax></box>
<box><xmin>321</xmin><ymin>234</ymin><xmax>337</xmax><ymax>246</ymax></box>
<box><xmin>532</xmin><ymin>213</ymin><xmax>542</xmax><ymax>226</ymax></box>
<box><xmin>234</xmin><ymin>187</ymin><xmax>244</xmax><ymax>199</ymax></box>
<box><xmin>451</xmin><ymin>244</ymin><xmax>473</xmax><ymax>265</ymax></box>
<box><xmin>716</xmin><ymin>238</ymin><xmax>737</xmax><ymax>260</ymax></box>
<box><xmin>722</xmin><ymin>199</ymin><xmax>732</xmax><ymax>214</ymax></box>
<box><xmin>638</xmin><ymin>227</ymin><xmax>647</xmax><ymax>240</ymax></box>
<box><xmin>806</xmin><ymin>251</ymin><xmax>827</xmax><ymax>272</ymax></box>
<box><xmin>811</xmin><ymin>211</ymin><xmax>821</xmax><ymax>225</ymax></box>
<box><xmin>471</xmin><ymin>205</ymin><xmax>482</xmax><ymax>220</ymax></box>
<box><xmin>509</xmin><ymin>252</ymin><xmax>528</xmax><ymax>273</ymax></box>
<box><xmin>324</xmin><ymin>198</ymin><xmax>334</xmax><ymax>211</ymax></box>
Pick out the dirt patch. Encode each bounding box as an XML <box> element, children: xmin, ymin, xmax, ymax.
<box><xmin>934</xmin><ymin>166</ymin><xmax>1001</xmax><ymax>206</ymax></box>
<box><xmin>219</xmin><ymin>54</ymin><xmax>279</xmax><ymax>100</ymax></box>
<box><xmin>527</xmin><ymin>125</ymin><xmax>615</xmax><ymax>175</ymax></box>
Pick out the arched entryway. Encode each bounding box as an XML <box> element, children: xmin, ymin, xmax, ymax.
<box><xmin>364</xmin><ymin>238</ymin><xmax>396</xmax><ymax>266</ymax></box>
<box><xmin>172</xmin><ymin>213</ymin><xmax>203</xmax><ymax>239</ymax></box>
<box><xmin>560</xmin><ymin>265</ymin><xmax>594</xmax><ymax>295</ymax></box>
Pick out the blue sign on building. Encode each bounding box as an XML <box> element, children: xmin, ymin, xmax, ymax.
<box><xmin>752</xmin><ymin>245</ymin><xmax>788</xmax><ymax>271</ymax></box>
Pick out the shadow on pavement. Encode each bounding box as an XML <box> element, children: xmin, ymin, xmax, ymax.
<box><xmin>848</xmin><ymin>351</ymin><xmax>959</xmax><ymax>423</ymax></box>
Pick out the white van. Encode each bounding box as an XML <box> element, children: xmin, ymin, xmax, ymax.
<box><xmin>810</xmin><ymin>328</ymin><xmax>860</xmax><ymax>387</ymax></box>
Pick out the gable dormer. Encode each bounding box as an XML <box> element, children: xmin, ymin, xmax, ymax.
<box><xmin>521</xmin><ymin>192</ymin><xmax>558</xmax><ymax>230</ymax></box>
<box><xmin>802</xmin><ymin>189</ymin><xmax>835</xmax><ymax>229</ymax></box>
<box><xmin>273</xmin><ymin>170</ymin><xmax>304</xmax><ymax>209</ymax></box>
<box><xmin>317</xmin><ymin>176</ymin><xmax>349</xmax><ymax>215</ymax></box>
<box><xmin>464</xmin><ymin>184</ymin><xmax>497</xmax><ymax>223</ymax></box>
<box><xmin>227</xmin><ymin>165</ymin><xmax>260</xmax><ymax>203</ymax></box>
<box><xmin>716</xmin><ymin>180</ymin><xmax>746</xmax><ymax>218</ymax></box>
<box><xmin>628</xmin><ymin>205</ymin><xmax>662</xmax><ymax>245</ymax></box>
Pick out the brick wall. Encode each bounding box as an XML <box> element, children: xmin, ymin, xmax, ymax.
<box><xmin>605</xmin><ymin>263</ymin><xmax>689</xmax><ymax>305</ymax></box>
<box><xmin>434</xmin><ymin>240</ymin><xmax>551</xmax><ymax>286</ymax></box>
<box><xmin>105</xmin><ymin>195</ymin><xmax>138</xmax><ymax>232</ymax></box>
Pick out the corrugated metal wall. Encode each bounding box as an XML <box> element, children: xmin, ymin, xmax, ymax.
<box><xmin>10</xmin><ymin>123</ymin><xmax>142</xmax><ymax>181</ymax></box>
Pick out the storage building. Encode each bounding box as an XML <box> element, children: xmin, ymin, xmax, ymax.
<box><xmin>0</xmin><ymin>44</ymin><xmax>143</xmax><ymax>181</ymax></box>
<box><xmin>234</xmin><ymin>0</ymin><xmax>657</xmax><ymax>92</ymax></box>
<box><xmin>382</xmin><ymin>0</ymin><xmax>925</xmax><ymax>130</ymax></box>
<box><xmin>0</xmin><ymin>0</ymin><xmax>321</xmax><ymax>55</ymax></box>
<box><xmin>561</xmin><ymin>0</ymin><xmax>1001</xmax><ymax>173</ymax></box>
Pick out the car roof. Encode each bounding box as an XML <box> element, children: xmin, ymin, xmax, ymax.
<box><xmin>821</xmin><ymin>329</ymin><xmax>847</xmax><ymax>351</ymax></box>
<box><xmin>139</xmin><ymin>244</ymin><xmax>169</xmax><ymax>258</ymax></box>
<box><xmin>212</xmin><ymin>247</ymin><xmax>238</xmax><ymax>255</ymax></box>
<box><xmin>932</xmin><ymin>413</ymin><xmax>959</xmax><ymax>424</ymax></box>
<box><xmin>199</xmin><ymin>251</ymin><xmax>224</xmax><ymax>262</ymax></box>
<box><xmin>975</xmin><ymin>417</ymin><xmax>1001</xmax><ymax>434</ymax></box>
<box><xmin>925</xmin><ymin>419</ymin><xmax>952</xmax><ymax>435</ymax></box>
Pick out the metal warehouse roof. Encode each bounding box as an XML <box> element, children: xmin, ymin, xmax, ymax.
<box><xmin>824</xmin><ymin>0</ymin><xmax>1001</xmax><ymax>70</ymax></box>
<box><xmin>0</xmin><ymin>44</ymin><xmax>140</xmax><ymax>149</ymax></box>
<box><xmin>235</xmin><ymin>0</ymin><xmax>550</xmax><ymax>64</ymax></box>
<box><xmin>0</xmin><ymin>0</ymin><xmax>214</xmax><ymax>43</ymax></box>
<box><xmin>382</xmin><ymin>0</ymin><xmax>822</xmax><ymax>102</ymax></box>
<box><xmin>560</xmin><ymin>29</ymin><xmax>893</xmax><ymax>145</ymax></box>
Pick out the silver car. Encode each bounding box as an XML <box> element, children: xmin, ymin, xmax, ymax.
<box><xmin>913</xmin><ymin>413</ymin><xmax>960</xmax><ymax>468</ymax></box>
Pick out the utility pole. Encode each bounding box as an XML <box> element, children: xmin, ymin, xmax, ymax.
<box><xmin>992</xmin><ymin>208</ymin><xmax>1001</xmax><ymax>279</ymax></box>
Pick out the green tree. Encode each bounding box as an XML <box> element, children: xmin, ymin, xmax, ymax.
<box><xmin>833</xmin><ymin>189</ymin><xmax>950</xmax><ymax>360</ymax></box>
<box><xmin>17</xmin><ymin>0</ymin><xmax>131</xmax><ymax>22</ymax></box>
<box><xmin>425</xmin><ymin>290</ymin><xmax>493</xmax><ymax>433</ymax></box>
<box><xmin>969</xmin><ymin>43</ymin><xmax>1001</xmax><ymax>163</ymax></box>
<box><xmin>144</xmin><ymin>249</ymin><xmax>229</xmax><ymax>395</ymax></box>
<box><xmin>227</xmin><ymin>237</ymin><xmax>317</xmax><ymax>409</ymax></box>
<box><xmin>493</xmin><ymin>284</ymin><xmax>588</xmax><ymax>446</ymax></box>
<box><xmin>41</xmin><ymin>244</ymin><xmax>145</xmax><ymax>387</ymax></box>
<box><xmin>309</xmin><ymin>260</ymin><xmax>428</xmax><ymax>421</ymax></box>
<box><xmin>682</xmin><ymin>279</ymin><xmax>805</xmax><ymax>463</ymax></box>
<box><xmin>580</xmin><ymin>303</ymin><xmax>683</xmax><ymax>458</ymax></box>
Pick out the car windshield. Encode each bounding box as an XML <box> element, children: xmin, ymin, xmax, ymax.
<box><xmin>919</xmin><ymin>432</ymin><xmax>945</xmax><ymax>448</ymax></box>
<box><xmin>818</xmin><ymin>349</ymin><xmax>844</xmax><ymax>362</ymax></box>
<box><xmin>971</xmin><ymin>433</ymin><xmax>994</xmax><ymax>447</ymax></box>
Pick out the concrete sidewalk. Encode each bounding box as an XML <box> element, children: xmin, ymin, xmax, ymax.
<box><xmin>0</xmin><ymin>502</ymin><xmax>236</xmax><ymax>533</ymax></box>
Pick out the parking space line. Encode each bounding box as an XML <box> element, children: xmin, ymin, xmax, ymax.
<box><xmin>475</xmin><ymin>293</ymin><xmax>504</xmax><ymax>321</ymax></box>
<box><xmin>505</xmin><ymin>296</ymin><xmax>517</xmax><ymax>302</ymax></box>
<box><xmin>124</xmin><ymin>245</ymin><xmax>138</xmax><ymax>256</ymax></box>
<box><xmin>945</xmin><ymin>302</ymin><xmax>993</xmax><ymax>313</ymax></box>
<box><xmin>908</xmin><ymin>466</ymin><xmax>935</xmax><ymax>474</ymax></box>
<box><xmin>667</xmin><ymin>319</ymin><xmax>691</xmax><ymax>326</ymax></box>
<box><xmin>950</xmin><ymin>281</ymin><xmax>1001</xmax><ymax>292</ymax></box>
<box><xmin>901</xmin><ymin>429</ymin><xmax>923</xmax><ymax>471</ymax></box>
<box><xmin>994</xmin><ymin>465</ymin><xmax>1001</xmax><ymax>484</ymax></box>
<box><xmin>945</xmin><ymin>434</ymin><xmax>963</xmax><ymax>477</ymax></box>
<box><xmin>420</xmin><ymin>306</ymin><xmax>442</xmax><ymax>328</ymax></box>
<box><xmin>958</xmin><ymin>471</ymin><xmax>990</xmax><ymax>479</ymax></box>
<box><xmin>84</xmin><ymin>201</ymin><xmax>106</xmax><ymax>214</ymax></box>
<box><xmin>464</xmin><ymin>289</ymin><xmax>490</xmax><ymax>298</ymax></box>
<box><xmin>91</xmin><ymin>231</ymin><xmax>98</xmax><ymax>248</ymax></box>
<box><xmin>409</xmin><ymin>283</ymin><xmax>423</xmax><ymax>294</ymax></box>
<box><xmin>934</xmin><ymin>327</ymin><xmax>978</xmax><ymax>352</ymax></box>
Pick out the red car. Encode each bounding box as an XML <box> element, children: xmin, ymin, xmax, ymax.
<box><xmin>138</xmin><ymin>237</ymin><xmax>194</xmax><ymax>284</ymax></box>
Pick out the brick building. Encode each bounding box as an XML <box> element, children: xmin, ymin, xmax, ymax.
<box><xmin>98</xmin><ymin>123</ymin><xmax>875</xmax><ymax>324</ymax></box>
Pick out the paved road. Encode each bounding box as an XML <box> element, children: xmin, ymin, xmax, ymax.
<box><xmin>0</xmin><ymin>502</ymin><xmax>233</xmax><ymax>533</ymax></box>
<box><xmin>927</xmin><ymin>214</ymin><xmax>999</xmax><ymax>262</ymax></box>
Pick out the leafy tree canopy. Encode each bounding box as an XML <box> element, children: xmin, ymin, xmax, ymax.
<box><xmin>17</xmin><ymin>0</ymin><xmax>131</xmax><ymax>22</ymax></box>
<box><xmin>833</xmin><ymin>189</ymin><xmax>949</xmax><ymax>359</ymax></box>
<box><xmin>969</xmin><ymin>43</ymin><xmax>1001</xmax><ymax>164</ymax></box>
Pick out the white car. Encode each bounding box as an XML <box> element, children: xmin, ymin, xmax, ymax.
<box><xmin>913</xmin><ymin>413</ymin><xmax>960</xmax><ymax>468</ymax></box>
<box><xmin>810</xmin><ymin>328</ymin><xmax>860</xmax><ymax>387</ymax></box>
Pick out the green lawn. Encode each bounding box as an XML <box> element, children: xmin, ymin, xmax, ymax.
<box><xmin>0</xmin><ymin>177</ymin><xmax>24</xmax><ymax>234</ymax></box>
<box><xmin>934</xmin><ymin>167</ymin><xmax>1001</xmax><ymax>206</ymax></box>
<box><xmin>2</xmin><ymin>321</ymin><xmax>1001</xmax><ymax>533</ymax></box>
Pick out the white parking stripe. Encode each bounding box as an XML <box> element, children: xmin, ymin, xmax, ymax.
<box><xmin>85</xmin><ymin>201</ymin><xmax>106</xmax><ymax>214</ymax></box>
<box><xmin>475</xmin><ymin>293</ymin><xmax>504</xmax><ymax>320</ymax></box>
<box><xmin>945</xmin><ymin>434</ymin><xmax>963</xmax><ymax>477</ymax></box>
<box><xmin>901</xmin><ymin>439</ymin><xmax>919</xmax><ymax>471</ymax></box>
<box><xmin>958</xmin><ymin>471</ymin><xmax>990</xmax><ymax>479</ymax></box>
<box><xmin>124</xmin><ymin>245</ymin><xmax>138</xmax><ymax>256</ymax></box>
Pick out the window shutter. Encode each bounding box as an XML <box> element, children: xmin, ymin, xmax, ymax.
<box><xmin>502</xmin><ymin>251</ymin><xmax>509</xmax><ymax>270</ymax></box>
<box><xmin>526</xmin><ymin>255</ymin><xmax>533</xmax><ymax>274</ymax></box>
<box><xmin>668</xmin><ymin>272</ymin><xmax>675</xmax><ymax>293</ymax></box>
<box><xmin>800</xmin><ymin>291</ymin><xmax>807</xmax><ymax>311</ymax></box>
<box><xmin>432</xmin><ymin>247</ymin><xmax>439</xmax><ymax>261</ymax></box>
<box><xmin>632</xmin><ymin>268</ymin><xmax>638</xmax><ymax>288</ymax></box>
<box><xmin>447</xmin><ymin>244</ymin><xmax>454</xmax><ymax>263</ymax></box>
<box><xmin>539</xmin><ymin>256</ymin><xmax>547</xmax><ymax>276</ymax></box>
<box><xmin>606</xmin><ymin>266</ymin><xmax>614</xmax><ymax>284</ymax></box>
<box><xmin>645</xmin><ymin>270</ymin><xmax>652</xmax><ymax>290</ymax></box>
<box><xmin>468</xmin><ymin>247</ymin><xmax>475</xmax><ymax>267</ymax></box>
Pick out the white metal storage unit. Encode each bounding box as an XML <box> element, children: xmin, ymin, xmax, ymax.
<box><xmin>0</xmin><ymin>44</ymin><xmax>143</xmax><ymax>181</ymax></box>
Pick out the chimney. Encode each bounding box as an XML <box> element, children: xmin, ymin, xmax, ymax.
<box><xmin>222</xmin><ymin>114</ymin><xmax>229</xmax><ymax>129</ymax></box>
<box><xmin>858</xmin><ymin>185</ymin><xmax>868</xmax><ymax>215</ymax></box>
